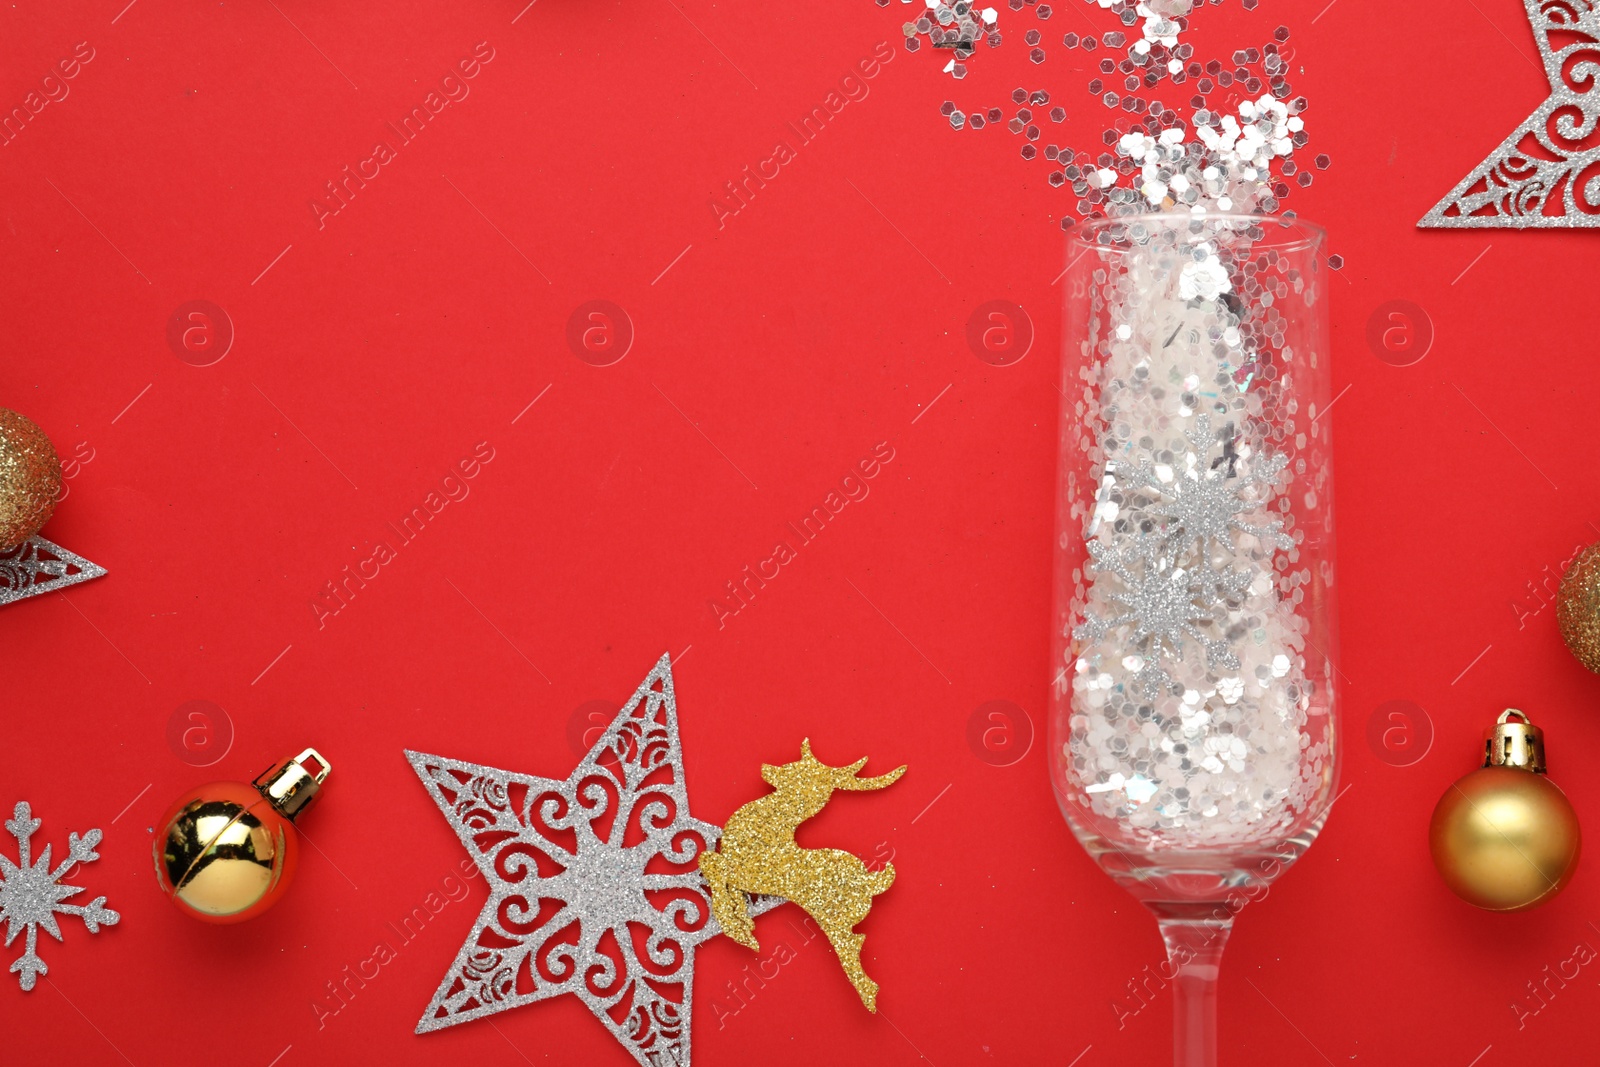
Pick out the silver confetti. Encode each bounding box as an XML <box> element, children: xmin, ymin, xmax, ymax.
<box><xmin>0</xmin><ymin>802</ymin><xmax>119</xmax><ymax>991</ymax></box>
<box><xmin>406</xmin><ymin>653</ymin><xmax>778</xmax><ymax>1065</ymax></box>
<box><xmin>1063</xmin><ymin>216</ymin><xmax>1334</xmax><ymax>846</ymax></box>
<box><xmin>906</xmin><ymin>3</ymin><xmax>1323</xmax><ymax>236</ymax></box>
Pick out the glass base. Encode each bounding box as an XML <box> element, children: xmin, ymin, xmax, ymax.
<box><xmin>1061</xmin><ymin>811</ymin><xmax>1329</xmax><ymax>1066</ymax></box>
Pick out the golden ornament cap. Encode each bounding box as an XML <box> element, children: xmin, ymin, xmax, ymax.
<box><xmin>1483</xmin><ymin>709</ymin><xmax>1544</xmax><ymax>773</ymax></box>
<box><xmin>253</xmin><ymin>748</ymin><xmax>331</xmax><ymax>822</ymax></box>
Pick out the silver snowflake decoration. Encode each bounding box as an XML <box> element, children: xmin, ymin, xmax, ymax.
<box><xmin>0</xmin><ymin>536</ymin><xmax>108</xmax><ymax>607</ymax></box>
<box><xmin>0</xmin><ymin>802</ymin><xmax>119</xmax><ymax>991</ymax></box>
<box><xmin>407</xmin><ymin>653</ymin><xmax>777</xmax><ymax>1066</ymax></box>
<box><xmin>1135</xmin><ymin>415</ymin><xmax>1293</xmax><ymax>556</ymax></box>
<box><xmin>1076</xmin><ymin>535</ymin><xmax>1250</xmax><ymax>690</ymax></box>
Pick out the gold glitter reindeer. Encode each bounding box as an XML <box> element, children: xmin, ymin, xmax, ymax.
<box><xmin>700</xmin><ymin>739</ymin><xmax>906</xmax><ymax>1011</ymax></box>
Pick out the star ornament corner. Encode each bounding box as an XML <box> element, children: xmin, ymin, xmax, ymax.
<box><xmin>1420</xmin><ymin>0</ymin><xmax>1600</xmax><ymax>228</ymax></box>
<box><xmin>405</xmin><ymin>652</ymin><xmax>772</xmax><ymax>1067</ymax></box>
<box><xmin>0</xmin><ymin>536</ymin><xmax>107</xmax><ymax>607</ymax></box>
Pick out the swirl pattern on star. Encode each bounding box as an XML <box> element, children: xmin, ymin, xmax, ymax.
<box><xmin>406</xmin><ymin>654</ymin><xmax>776</xmax><ymax>1066</ymax></box>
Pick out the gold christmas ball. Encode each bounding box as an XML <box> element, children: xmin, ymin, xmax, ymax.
<box><xmin>1558</xmin><ymin>542</ymin><xmax>1600</xmax><ymax>674</ymax></box>
<box><xmin>1430</xmin><ymin>711</ymin><xmax>1581</xmax><ymax>911</ymax></box>
<box><xmin>0</xmin><ymin>408</ymin><xmax>61</xmax><ymax>553</ymax></box>
<box><xmin>153</xmin><ymin>749</ymin><xmax>331</xmax><ymax>923</ymax></box>
<box><xmin>153</xmin><ymin>780</ymin><xmax>298</xmax><ymax>922</ymax></box>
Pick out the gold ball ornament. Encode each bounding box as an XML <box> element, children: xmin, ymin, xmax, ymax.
<box><xmin>1429</xmin><ymin>710</ymin><xmax>1581</xmax><ymax>911</ymax></box>
<box><xmin>153</xmin><ymin>749</ymin><xmax>331</xmax><ymax>923</ymax></box>
<box><xmin>1558</xmin><ymin>542</ymin><xmax>1600</xmax><ymax>674</ymax></box>
<box><xmin>0</xmin><ymin>408</ymin><xmax>61</xmax><ymax>552</ymax></box>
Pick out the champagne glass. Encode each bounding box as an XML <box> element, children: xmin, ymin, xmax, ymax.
<box><xmin>1050</xmin><ymin>212</ymin><xmax>1341</xmax><ymax>1067</ymax></box>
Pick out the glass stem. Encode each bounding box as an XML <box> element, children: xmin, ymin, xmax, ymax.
<box><xmin>1158</xmin><ymin>916</ymin><xmax>1233</xmax><ymax>1067</ymax></box>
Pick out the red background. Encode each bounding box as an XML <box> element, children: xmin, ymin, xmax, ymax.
<box><xmin>2</xmin><ymin>1</ymin><xmax>1598</xmax><ymax>1065</ymax></box>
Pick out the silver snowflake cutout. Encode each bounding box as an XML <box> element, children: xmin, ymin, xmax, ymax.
<box><xmin>1135</xmin><ymin>415</ymin><xmax>1293</xmax><ymax>556</ymax></box>
<box><xmin>406</xmin><ymin>653</ymin><xmax>777</xmax><ymax>1066</ymax></box>
<box><xmin>0</xmin><ymin>802</ymin><xmax>119</xmax><ymax>991</ymax></box>
<box><xmin>1075</xmin><ymin>535</ymin><xmax>1250</xmax><ymax>690</ymax></box>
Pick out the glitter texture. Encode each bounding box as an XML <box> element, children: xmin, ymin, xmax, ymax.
<box><xmin>0</xmin><ymin>536</ymin><xmax>108</xmax><ymax>607</ymax></box>
<box><xmin>405</xmin><ymin>653</ymin><xmax>777</xmax><ymax>1065</ymax></box>
<box><xmin>1421</xmin><ymin>0</ymin><xmax>1600</xmax><ymax>228</ymax></box>
<box><xmin>907</xmin><ymin>0</ymin><xmax>988</xmax><ymax>68</ymax></box>
<box><xmin>0</xmin><ymin>408</ymin><xmax>61</xmax><ymax>553</ymax></box>
<box><xmin>1558</xmin><ymin>542</ymin><xmax>1600</xmax><ymax>674</ymax></box>
<box><xmin>898</xmin><ymin>0</ymin><xmax>1328</xmax><ymax>243</ymax></box>
<box><xmin>0</xmin><ymin>802</ymin><xmax>119</xmax><ymax>991</ymax></box>
<box><xmin>701</xmin><ymin>740</ymin><xmax>906</xmax><ymax>1012</ymax></box>
<box><xmin>889</xmin><ymin>0</ymin><xmax>1339</xmax><ymax>847</ymax></box>
<box><xmin>1060</xmin><ymin>215</ymin><xmax>1337</xmax><ymax>848</ymax></box>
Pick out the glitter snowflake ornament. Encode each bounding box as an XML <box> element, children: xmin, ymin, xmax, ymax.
<box><xmin>0</xmin><ymin>802</ymin><xmax>119</xmax><ymax>991</ymax></box>
<box><xmin>1135</xmin><ymin>415</ymin><xmax>1293</xmax><ymax>557</ymax></box>
<box><xmin>1076</xmin><ymin>534</ymin><xmax>1251</xmax><ymax>691</ymax></box>
<box><xmin>406</xmin><ymin>654</ymin><xmax>777</xmax><ymax>1066</ymax></box>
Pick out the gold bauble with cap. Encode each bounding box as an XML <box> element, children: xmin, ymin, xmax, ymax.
<box><xmin>1428</xmin><ymin>711</ymin><xmax>1580</xmax><ymax>912</ymax></box>
<box><xmin>153</xmin><ymin>749</ymin><xmax>332</xmax><ymax>923</ymax></box>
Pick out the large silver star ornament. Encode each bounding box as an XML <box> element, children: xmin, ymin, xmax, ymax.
<box><xmin>406</xmin><ymin>653</ymin><xmax>773</xmax><ymax>1066</ymax></box>
<box><xmin>1420</xmin><ymin>0</ymin><xmax>1600</xmax><ymax>227</ymax></box>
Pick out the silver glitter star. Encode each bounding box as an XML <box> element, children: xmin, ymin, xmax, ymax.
<box><xmin>0</xmin><ymin>536</ymin><xmax>107</xmax><ymax>607</ymax></box>
<box><xmin>1135</xmin><ymin>416</ymin><xmax>1293</xmax><ymax>556</ymax></box>
<box><xmin>1075</xmin><ymin>535</ymin><xmax>1249</xmax><ymax>689</ymax></box>
<box><xmin>0</xmin><ymin>802</ymin><xmax>119</xmax><ymax>991</ymax></box>
<box><xmin>1421</xmin><ymin>0</ymin><xmax>1600</xmax><ymax>228</ymax></box>
<box><xmin>406</xmin><ymin>654</ymin><xmax>776</xmax><ymax>1066</ymax></box>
